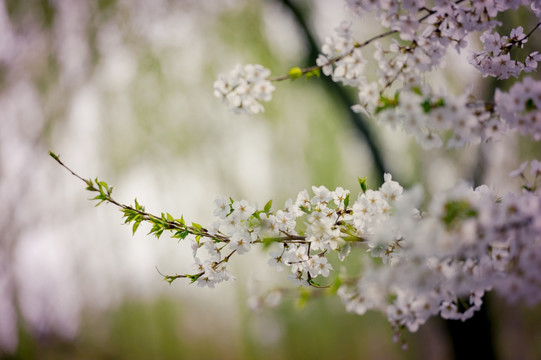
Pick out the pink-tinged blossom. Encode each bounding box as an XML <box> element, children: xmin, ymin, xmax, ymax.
<box><xmin>204</xmin><ymin>0</ymin><xmax>541</xmax><ymax>342</ymax></box>
<box><xmin>531</xmin><ymin>159</ymin><xmax>541</xmax><ymax>176</ymax></box>
<box><xmin>509</xmin><ymin>161</ymin><xmax>529</xmax><ymax>177</ymax></box>
<box><xmin>495</xmin><ymin>77</ymin><xmax>541</xmax><ymax>140</ymax></box>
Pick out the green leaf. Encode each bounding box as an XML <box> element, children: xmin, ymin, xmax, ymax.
<box><xmin>421</xmin><ymin>97</ymin><xmax>445</xmax><ymax>113</ymax></box>
<box><xmin>49</xmin><ymin>151</ymin><xmax>60</xmax><ymax>161</ymax></box>
<box><xmin>288</xmin><ymin>66</ymin><xmax>303</xmax><ymax>80</ymax></box>
<box><xmin>387</xmin><ymin>292</ymin><xmax>398</xmax><ymax>304</ymax></box>
<box><xmin>421</xmin><ymin>99</ymin><xmax>432</xmax><ymax>113</ymax></box>
<box><xmin>358</xmin><ymin>176</ymin><xmax>367</xmax><ymax>193</ymax></box>
<box><xmin>92</xmin><ymin>194</ymin><xmax>107</xmax><ymax>206</ymax></box>
<box><xmin>187</xmin><ymin>274</ymin><xmax>202</xmax><ymax>284</ymax></box>
<box><xmin>341</xmin><ymin>223</ymin><xmax>357</xmax><ymax>237</ymax></box>
<box><xmin>163</xmin><ymin>275</ymin><xmax>180</xmax><ymax>285</ymax></box>
<box><xmin>434</xmin><ymin>98</ymin><xmax>445</xmax><ymax>108</ymax></box>
<box><xmin>263</xmin><ymin>199</ymin><xmax>273</xmax><ymax>213</ymax></box>
<box><xmin>374</xmin><ymin>94</ymin><xmax>399</xmax><ymax>114</ymax></box>
<box><xmin>226</xmin><ymin>198</ymin><xmax>235</xmax><ymax>217</ymax></box>
<box><xmin>97</xmin><ymin>180</ymin><xmax>109</xmax><ymax>194</ymax></box>
<box><xmin>261</xmin><ymin>237</ymin><xmax>277</xmax><ymax>249</ymax></box>
<box><xmin>250</xmin><ymin>210</ymin><xmax>262</xmax><ymax>220</ymax></box>
<box><xmin>299</xmin><ymin>205</ymin><xmax>311</xmax><ymax>214</ymax></box>
<box><xmin>132</xmin><ymin>220</ymin><xmax>141</xmax><ymax>235</ymax></box>
<box><xmin>85</xmin><ymin>179</ymin><xmax>96</xmax><ymax>191</ymax></box>
<box><xmin>173</xmin><ymin>229</ymin><xmax>190</xmax><ymax>241</ymax></box>
<box><xmin>526</xmin><ymin>98</ymin><xmax>537</xmax><ymax>112</ymax></box>
<box><xmin>441</xmin><ymin>200</ymin><xmax>478</xmax><ymax>230</ymax></box>
<box><xmin>411</xmin><ymin>86</ymin><xmax>423</xmax><ymax>96</ymax></box>
<box><xmin>305</xmin><ymin>68</ymin><xmax>320</xmax><ymax>80</ymax></box>
<box><xmin>344</xmin><ymin>193</ymin><xmax>350</xmax><ymax>208</ymax></box>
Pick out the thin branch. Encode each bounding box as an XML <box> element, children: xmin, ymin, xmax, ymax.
<box><xmin>267</xmin><ymin>0</ymin><xmax>464</xmax><ymax>83</ymax></box>
<box><xmin>275</xmin><ymin>0</ymin><xmax>389</xmax><ymax>180</ymax></box>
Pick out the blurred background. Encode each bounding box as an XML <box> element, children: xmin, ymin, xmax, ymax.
<box><xmin>1</xmin><ymin>0</ymin><xmax>540</xmax><ymax>359</ymax></box>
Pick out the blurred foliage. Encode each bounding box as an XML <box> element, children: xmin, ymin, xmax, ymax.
<box><xmin>6</xmin><ymin>294</ymin><xmax>541</xmax><ymax>359</ymax></box>
<box><xmin>6</xmin><ymin>296</ymin><xmax>406</xmax><ymax>360</ymax></box>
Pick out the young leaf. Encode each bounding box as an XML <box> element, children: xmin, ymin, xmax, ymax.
<box><xmin>344</xmin><ymin>193</ymin><xmax>350</xmax><ymax>208</ymax></box>
<box><xmin>358</xmin><ymin>176</ymin><xmax>367</xmax><ymax>193</ymax></box>
<box><xmin>49</xmin><ymin>151</ymin><xmax>60</xmax><ymax>162</ymax></box>
<box><xmin>132</xmin><ymin>220</ymin><xmax>141</xmax><ymax>235</ymax></box>
<box><xmin>263</xmin><ymin>199</ymin><xmax>273</xmax><ymax>213</ymax></box>
<box><xmin>305</xmin><ymin>68</ymin><xmax>320</xmax><ymax>80</ymax></box>
<box><xmin>288</xmin><ymin>66</ymin><xmax>303</xmax><ymax>80</ymax></box>
<box><xmin>173</xmin><ymin>229</ymin><xmax>190</xmax><ymax>241</ymax></box>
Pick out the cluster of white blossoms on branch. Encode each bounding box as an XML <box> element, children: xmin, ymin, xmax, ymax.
<box><xmin>51</xmin><ymin>0</ymin><xmax>541</xmax><ymax>349</ymax></box>
<box><xmin>495</xmin><ymin>77</ymin><xmax>541</xmax><ymax>141</ymax></box>
<box><xmin>470</xmin><ymin>26</ymin><xmax>541</xmax><ymax>79</ymax></box>
<box><xmin>53</xmin><ymin>145</ymin><xmax>541</xmax><ymax>341</ymax></box>
<box><xmin>189</xmin><ymin>175</ymin><xmax>403</xmax><ymax>289</ymax></box>
<box><xmin>179</xmin><ymin>167</ymin><xmax>541</xmax><ymax>339</ymax></box>
<box><xmin>316</xmin><ymin>21</ymin><xmax>366</xmax><ymax>87</ymax></box>
<box><xmin>213</xmin><ymin>64</ymin><xmax>275</xmax><ymax>114</ymax></box>
<box><xmin>187</xmin><ymin>0</ymin><xmax>541</xmax><ymax>342</ymax></box>
<box><xmin>214</xmin><ymin>0</ymin><xmax>541</xmax><ymax>148</ymax></box>
<box><xmin>338</xmin><ymin>173</ymin><xmax>541</xmax><ymax>334</ymax></box>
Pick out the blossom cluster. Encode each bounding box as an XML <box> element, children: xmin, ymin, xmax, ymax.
<box><xmin>45</xmin><ymin>0</ymin><xmax>541</xmax><ymax>353</ymax></box>
<box><xmin>200</xmin><ymin>0</ymin><xmax>541</xmax><ymax>342</ymax></box>
<box><xmin>469</xmin><ymin>27</ymin><xmax>541</xmax><ymax>79</ymax></box>
<box><xmin>316</xmin><ymin>21</ymin><xmax>366</xmax><ymax>87</ymax></box>
<box><xmin>175</xmin><ymin>160</ymin><xmax>541</xmax><ymax>340</ymax></box>
<box><xmin>495</xmin><ymin>77</ymin><xmax>541</xmax><ymax>141</ymax></box>
<box><xmin>56</xmin><ymin>145</ymin><xmax>541</xmax><ymax>341</ymax></box>
<box><xmin>214</xmin><ymin>1</ymin><xmax>541</xmax><ymax>148</ymax></box>
<box><xmin>213</xmin><ymin>64</ymin><xmax>275</xmax><ymax>114</ymax></box>
<box><xmin>203</xmin><ymin>4</ymin><xmax>541</xmax><ymax>332</ymax></box>
<box><xmin>342</xmin><ymin>0</ymin><xmax>541</xmax><ymax>88</ymax></box>
<box><xmin>338</xmin><ymin>176</ymin><xmax>541</xmax><ymax>334</ymax></box>
<box><xmin>187</xmin><ymin>175</ymin><xmax>402</xmax><ymax>289</ymax></box>
<box><xmin>341</xmin><ymin>1</ymin><xmax>541</xmax><ymax>147</ymax></box>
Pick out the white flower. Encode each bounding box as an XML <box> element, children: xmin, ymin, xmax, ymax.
<box><xmin>268</xmin><ymin>249</ymin><xmax>286</xmax><ymax>272</ymax></box>
<box><xmin>213</xmin><ymin>196</ymin><xmax>230</xmax><ymax>219</ymax></box>
<box><xmin>229</xmin><ymin>230</ymin><xmax>252</xmax><ymax>255</ymax></box>
<box><xmin>275</xmin><ymin>210</ymin><xmax>296</xmax><ymax>232</ymax></box>
<box><xmin>333</xmin><ymin>187</ymin><xmax>350</xmax><ymax>206</ymax></box>
<box><xmin>295</xmin><ymin>189</ymin><xmax>311</xmax><ymax>209</ymax></box>
<box><xmin>214</xmin><ymin>64</ymin><xmax>275</xmax><ymax>114</ymax></box>
<box><xmin>509</xmin><ymin>161</ymin><xmax>529</xmax><ymax>178</ymax></box>
<box><xmin>380</xmin><ymin>173</ymin><xmax>403</xmax><ymax>203</ymax></box>
<box><xmin>311</xmin><ymin>185</ymin><xmax>333</xmax><ymax>205</ymax></box>
<box><xmin>530</xmin><ymin>159</ymin><xmax>541</xmax><ymax>176</ymax></box>
<box><xmin>285</xmin><ymin>245</ymin><xmax>309</xmax><ymax>273</ymax></box>
<box><xmin>232</xmin><ymin>199</ymin><xmax>255</xmax><ymax>220</ymax></box>
<box><xmin>309</xmin><ymin>256</ymin><xmax>333</xmax><ymax>277</ymax></box>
